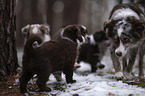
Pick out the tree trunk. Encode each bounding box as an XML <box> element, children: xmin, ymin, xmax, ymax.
<box><xmin>63</xmin><ymin>0</ymin><xmax>80</xmax><ymax>25</ymax></box>
<box><xmin>0</xmin><ymin>0</ymin><xmax>18</xmax><ymax>79</ymax></box>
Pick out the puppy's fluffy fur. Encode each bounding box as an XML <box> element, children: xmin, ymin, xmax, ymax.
<box><xmin>20</xmin><ymin>25</ymin><xmax>87</xmax><ymax>93</ymax></box>
<box><xmin>77</xmin><ymin>30</ymin><xmax>110</xmax><ymax>72</ymax></box>
<box><xmin>104</xmin><ymin>3</ymin><xmax>145</xmax><ymax>79</ymax></box>
<box><xmin>21</xmin><ymin>24</ymin><xmax>63</xmax><ymax>81</ymax></box>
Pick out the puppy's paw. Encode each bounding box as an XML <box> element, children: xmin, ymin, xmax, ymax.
<box><xmin>115</xmin><ymin>71</ymin><xmax>124</xmax><ymax>80</ymax></box>
<box><xmin>40</xmin><ymin>87</ymin><xmax>51</xmax><ymax>92</ymax></box>
<box><xmin>72</xmin><ymin>80</ymin><xmax>76</xmax><ymax>83</ymax></box>
<box><xmin>67</xmin><ymin>80</ymin><xmax>76</xmax><ymax>84</ymax></box>
<box><xmin>74</xmin><ymin>63</ymin><xmax>81</xmax><ymax>69</ymax></box>
<box><xmin>20</xmin><ymin>89</ymin><xmax>27</xmax><ymax>93</ymax></box>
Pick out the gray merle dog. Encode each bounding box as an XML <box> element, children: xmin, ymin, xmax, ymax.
<box><xmin>104</xmin><ymin>2</ymin><xmax>145</xmax><ymax>79</ymax></box>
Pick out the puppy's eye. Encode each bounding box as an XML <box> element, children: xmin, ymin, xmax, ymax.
<box><xmin>23</xmin><ymin>29</ymin><xmax>28</xmax><ymax>33</ymax></box>
<box><xmin>113</xmin><ymin>29</ymin><xmax>117</xmax><ymax>32</ymax></box>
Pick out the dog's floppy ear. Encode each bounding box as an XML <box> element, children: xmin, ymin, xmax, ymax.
<box><xmin>40</xmin><ymin>24</ymin><xmax>50</xmax><ymax>35</ymax></box>
<box><xmin>75</xmin><ymin>26</ymin><xmax>83</xmax><ymax>42</ymax></box>
<box><xmin>131</xmin><ymin>21</ymin><xmax>145</xmax><ymax>39</ymax></box>
<box><xmin>104</xmin><ymin>20</ymin><xmax>116</xmax><ymax>37</ymax></box>
<box><xmin>21</xmin><ymin>24</ymin><xmax>30</xmax><ymax>38</ymax></box>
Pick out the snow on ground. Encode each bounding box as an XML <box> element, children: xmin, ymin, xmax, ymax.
<box><xmin>17</xmin><ymin>49</ymin><xmax>145</xmax><ymax>96</ymax></box>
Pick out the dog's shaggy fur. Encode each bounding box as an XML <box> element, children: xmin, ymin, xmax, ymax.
<box><xmin>136</xmin><ymin>0</ymin><xmax>145</xmax><ymax>77</ymax></box>
<box><xmin>104</xmin><ymin>3</ymin><xmax>145</xmax><ymax>79</ymax></box>
<box><xmin>77</xmin><ymin>30</ymin><xmax>110</xmax><ymax>72</ymax></box>
<box><xmin>20</xmin><ymin>25</ymin><xmax>87</xmax><ymax>93</ymax></box>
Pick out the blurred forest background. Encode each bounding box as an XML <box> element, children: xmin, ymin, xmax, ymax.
<box><xmin>16</xmin><ymin>0</ymin><xmax>137</xmax><ymax>48</ymax></box>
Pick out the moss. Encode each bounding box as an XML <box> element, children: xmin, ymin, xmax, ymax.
<box><xmin>123</xmin><ymin>77</ymin><xmax>145</xmax><ymax>88</ymax></box>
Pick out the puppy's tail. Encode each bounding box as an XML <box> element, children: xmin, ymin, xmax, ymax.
<box><xmin>24</xmin><ymin>35</ymin><xmax>42</xmax><ymax>55</ymax></box>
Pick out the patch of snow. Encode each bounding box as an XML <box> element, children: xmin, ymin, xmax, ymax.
<box><xmin>17</xmin><ymin>49</ymin><xmax>145</xmax><ymax>96</ymax></box>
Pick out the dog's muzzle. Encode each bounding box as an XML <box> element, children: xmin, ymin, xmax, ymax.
<box><xmin>115</xmin><ymin>51</ymin><xmax>122</xmax><ymax>57</ymax></box>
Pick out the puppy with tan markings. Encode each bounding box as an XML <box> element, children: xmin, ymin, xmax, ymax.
<box><xmin>20</xmin><ymin>25</ymin><xmax>87</xmax><ymax>93</ymax></box>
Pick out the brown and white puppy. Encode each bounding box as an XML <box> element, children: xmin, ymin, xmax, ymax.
<box><xmin>52</xmin><ymin>25</ymin><xmax>88</xmax><ymax>69</ymax></box>
<box><xmin>77</xmin><ymin>30</ymin><xmax>110</xmax><ymax>72</ymax></box>
<box><xmin>20</xmin><ymin>25</ymin><xmax>87</xmax><ymax>93</ymax></box>
<box><xmin>104</xmin><ymin>3</ymin><xmax>145</xmax><ymax>79</ymax></box>
<box><xmin>22</xmin><ymin>24</ymin><xmax>51</xmax><ymax>44</ymax></box>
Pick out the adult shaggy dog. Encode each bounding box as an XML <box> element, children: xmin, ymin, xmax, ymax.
<box><xmin>104</xmin><ymin>3</ymin><xmax>145</xmax><ymax>79</ymax></box>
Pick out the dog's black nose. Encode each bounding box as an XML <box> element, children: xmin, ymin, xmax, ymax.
<box><xmin>116</xmin><ymin>52</ymin><xmax>122</xmax><ymax>57</ymax></box>
<box><xmin>98</xmin><ymin>64</ymin><xmax>105</xmax><ymax>69</ymax></box>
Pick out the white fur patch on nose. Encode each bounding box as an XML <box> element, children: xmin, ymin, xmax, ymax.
<box><xmin>115</xmin><ymin>41</ymin><xmax>127</xmax><ymax>57</ymax></box>
<box><xmin>89</xmin><ymin>35</ymin><xmax>96</xmax><ymax>45</ymax></box>
<box><xmin>32</xmin><ymin>27</ymin><xmax>39</xmax><ymax>34</ymax></box>
<box><xmin>117</xmin><ymin>27</ymin><xmax>123</xmax><ymax>37</ymax></box>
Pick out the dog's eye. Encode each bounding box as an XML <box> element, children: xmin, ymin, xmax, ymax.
<box><xmin>113</xmin><ymin>29</ymin><xmax>117</xmax><ymax>32</ymax></box>
<box><xmin>112</xmin><ymin>36</ymin><xmax>119</xmax><ymax>44</ymax></box>
<box><xmin>121</xmin><ymin>37</ymin><xmax>130</xmax><ymax>44</ymax></box>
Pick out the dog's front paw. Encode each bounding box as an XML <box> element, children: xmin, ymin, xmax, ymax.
<box><xmin>115</xmin><ymin>71</ymin><xmax>124</xmax><ymax>80</ymax></box>
<box><xmin>123</xmin><ymin>72</ymin><xmax>131</xmax><ymax>79</ymax></box>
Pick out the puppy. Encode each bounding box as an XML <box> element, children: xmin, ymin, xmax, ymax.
<box><xmin>52</xmin><ymin>25</ymin><xmax>88</xmax><ymax>69</ymax></box>
<box><xmin>104</xmin><ymin>3</ymin><xmax>145</xmax><ymax>79</ymax></box>
<box><xmin>20</xmin><ymin>25</ymin><xmax>87</xmax><ymax>93</ymax></box>
<box><xmin>77</xmin><ymin>30</ymin><xmax>110</xmax><ymax>72</ymax></box>
<box><xmin>21</xmin><ymin>24</ymin><xmax>51</xmax><ymax>44</ymax></box>
<box><xmin>21</xmin><ymin>24</ymin><xmax>63</xmax><ymax>81</ymax></box>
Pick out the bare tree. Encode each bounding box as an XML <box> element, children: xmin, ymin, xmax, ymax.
<box><xmin>0</xmin><ymin>0</ymin><xmax>18</xmax><ymax>80</ymax></box>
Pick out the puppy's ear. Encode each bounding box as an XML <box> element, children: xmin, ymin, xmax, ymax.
<box><xmin>104</xmin><ymin>20</ymin><xmax>115</xmax><ymax>37</ymax></box>
<box><xmin>131</xmin><ymin>21</ymin><xmax>145</xmax><ymax>39</ymax></box>
<box><xmin>21</xmin><ymin>24</ymin><xmax>30</xmax><ymax>38</ymax></box>
<box><xmin>75</xmin><ymin>26</ymin><xmax>83</xmax><ymax>42</ymax></box>
<box><xmin>40</xmin><ymin>24</ymin><xmax>50</xmax><ymax>35</ymax></box>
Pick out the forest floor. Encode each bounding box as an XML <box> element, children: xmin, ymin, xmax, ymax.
<box><xmin>0</xmin><ymin>68</ymin><xmax>145</xmax><ymax>96</ymax></box>
<box><xmin>0</xmin><ymin>49</ymin><xmax>145</xmax><ymax>96</ymax></box>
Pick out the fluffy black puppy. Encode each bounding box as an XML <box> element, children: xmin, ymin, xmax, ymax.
<box><xmin>77</xmin><ymin>30</ymin><xmax>110</xmax><ymax>72</ymax></box>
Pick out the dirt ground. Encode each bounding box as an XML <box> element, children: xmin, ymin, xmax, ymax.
<box><xmin>0</xmin><ymin>74</ymin><xmax>23</xmax><ymax>96</ymax></box>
